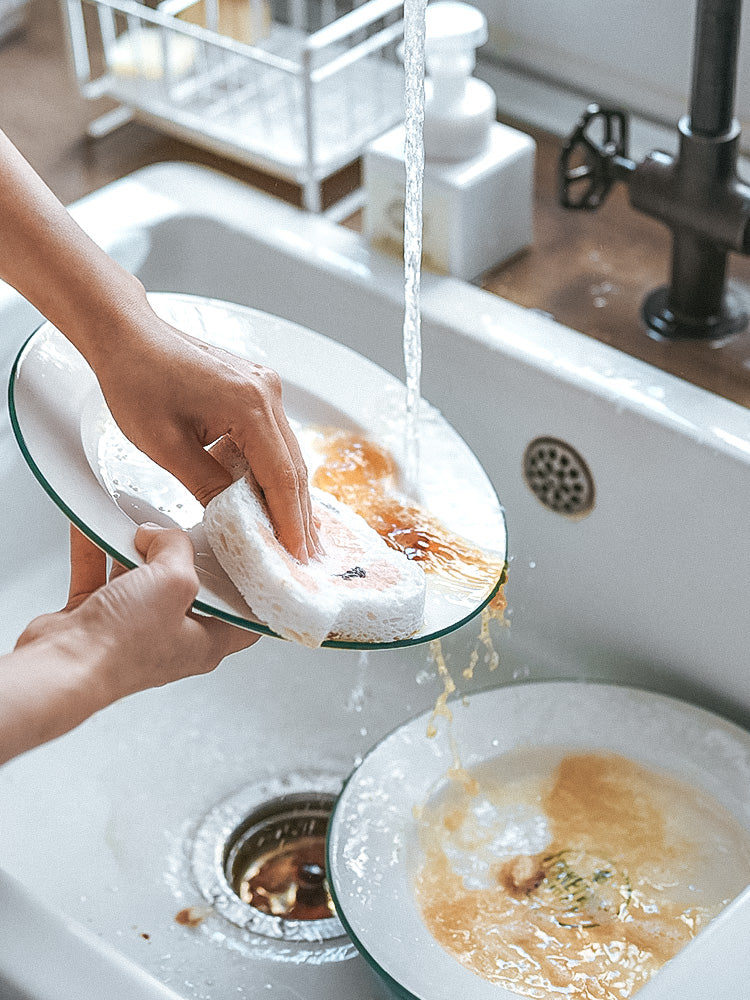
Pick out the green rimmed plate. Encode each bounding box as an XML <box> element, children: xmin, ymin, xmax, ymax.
<box><xmin>8</xmin><ymin>292</ymin><xmax>506</xmax><ymax>648</ymax></box>
<box><xmin>327</xmin><ymin>680</ymin><xmax>750</xmax><ymax>997</ymax></box>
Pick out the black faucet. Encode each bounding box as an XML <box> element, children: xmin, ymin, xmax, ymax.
<box><xmin>559</xmin><ymin>0</ymin><xmax>750</xmax><ymax>340</ymax></box>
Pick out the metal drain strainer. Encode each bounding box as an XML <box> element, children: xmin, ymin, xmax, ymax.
<box><xmin>523</xmin><ymin>437</ymin><xmax>595</xmax><ymax>517</ymax></box>
<box><xmin>191</xmin><ymin>771</ymin><xmax>346</xmax><ymax>943</ymax></box>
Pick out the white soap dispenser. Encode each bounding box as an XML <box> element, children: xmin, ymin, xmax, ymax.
<box><xmin>364</xmin><ymin>1</ymin><xmax>536</xmax><ymax>281</ymax></box>
<box><xmin>422</xmin><ymin>0</ymin><xmax>495</xmax><ymax>161</ymax></box>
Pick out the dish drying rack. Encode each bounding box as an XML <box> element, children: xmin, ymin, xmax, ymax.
<box><xmin>62</xmin><ymin>0</ymin><xmax>406</xmax><ymax>213</ymax></box>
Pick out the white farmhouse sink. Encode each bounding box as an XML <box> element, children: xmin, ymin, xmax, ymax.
<box><xmin>0</xmin><ymin>164</ymin><xmax>749</xmax><ymax>999</ymax></box>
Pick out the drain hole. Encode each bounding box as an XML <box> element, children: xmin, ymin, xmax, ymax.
<box><xmin>191</xmin><ymin>772</ymin><xmax>346</xmax><ymax>943</ymax></box>
<box><xmin>225</xmin><ymin>795</ymin><xmax>336</xmax><ymax>922</ymax></box>
<box><xmin>523</xmin><ymin>437</ymin><xmax>595</xmax><ymax>518</ymax></box>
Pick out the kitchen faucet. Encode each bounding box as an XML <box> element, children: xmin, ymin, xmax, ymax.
<box><xmin>559</xmin><ymin>0</ymin><xmax>750</xmax><ymax>340</ymax></box>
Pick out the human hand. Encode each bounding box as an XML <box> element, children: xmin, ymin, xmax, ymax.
<box><xmin>18</xmin><ymin>524</ymin><xmax>258</xmax><ymax>699</ymax></box>
<box><xmin>91</xmin><ymin>297</ymin><xmax>320</xmax><ymax>563</ymax></box>
<box><xmin>3</xmin><ymin>525</ymin><xmax>257</xmax><ymax>765</ymax></box>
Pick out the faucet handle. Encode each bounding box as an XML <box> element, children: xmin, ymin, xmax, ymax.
<box><xmin>559</xmin><ymin>104</ymin><xmax>632</xmax><ymax>210</ymax></box>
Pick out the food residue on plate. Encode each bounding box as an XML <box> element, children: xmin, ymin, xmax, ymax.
<box><xmin>413</xmin><ymin>748</ymin><xmax>750</xmax><ymax>998</ymax></box>
<box><xmin>305</xmin><ymin>428</ymin><xmax>506</xmax><ymax>597</ymax></box>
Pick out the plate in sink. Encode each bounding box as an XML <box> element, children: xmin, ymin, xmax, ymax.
<box><xmin>8</xmin><ymin>292</ymin><xmax>506</xmax><ymax>648</ymax></box>
<box><xmin>327</xmin><ymin>681</ymin><xmax>750</xmax><ymax>999</ymax></box>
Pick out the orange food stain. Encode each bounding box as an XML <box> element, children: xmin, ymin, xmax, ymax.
<box><xmin>414</xmin><ymin>751</ymin><xmax>750</xmax><ymax>998</ymax></box>
<box><xmin>174</xmin><ymin>905</ymin><xmax>211</xmax><ymax>927</ymax></box>
<box><xmin>310</xmin><ymin>430</ymin><xmax>505</xmax><ymax>593</ymax></box>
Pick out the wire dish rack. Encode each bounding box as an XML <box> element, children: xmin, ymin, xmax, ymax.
<box><xmin>62</xmin><ymin>0</ymin><xmax>406</xmax><ymax>212</ymax></box>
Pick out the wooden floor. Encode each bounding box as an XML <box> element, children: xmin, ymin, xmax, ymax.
<box><xmin>4</xmin><ymin>0</ymin><xmax>750</xmax><ymax>408</ymax></box>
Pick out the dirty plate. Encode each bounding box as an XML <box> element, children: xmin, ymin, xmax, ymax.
<box><xmin>8</xmin><ymin>292</ymin><xmax>506</xmax><ymax>649</ymax></box>
<box><xmin>327</xmin><ymin>681</ymin><xmax>750</xmax><ymax>998</ymax></box>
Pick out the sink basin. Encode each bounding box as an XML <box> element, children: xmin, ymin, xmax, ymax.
<box><xmin>0</xmin><ymin>869</ymin><xmax>183</xmax><ymax>1000</ymax></box>
<box><xmin>0</xmin><ymin>163</ymin><xmax>749</xmax><ymax>998</ymax></box>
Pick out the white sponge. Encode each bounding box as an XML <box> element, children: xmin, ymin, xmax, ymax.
<box><xmin>202</xmin><ymin>443</ymin><xmax>426</xmax><ymax>647</ymax></box>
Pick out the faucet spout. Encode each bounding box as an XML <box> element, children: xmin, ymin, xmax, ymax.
<box><xmin>559</xmin><ymin>0</ymin><xmax>750</xmax><ymax>340</ymax></box>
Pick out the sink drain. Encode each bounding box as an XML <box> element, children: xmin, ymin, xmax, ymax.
<box><xmin>191</xmin><ymin>771</ymin><xmax>346</xmax><ymax>942</ymax></box>
<box><xmin>523</xmin><ymin>437</ymin><xmax>595</xmax><ymax>518</ymax></box>
<box><xmin>227</xmin><ymin>802</ymin><xmax>333</xmax><ymax>922</ymax></box>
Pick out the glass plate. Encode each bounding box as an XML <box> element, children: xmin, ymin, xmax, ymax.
<box><xmin>327</xmin><ymin>681</ymin><xmax>750</xmax><ymax>998</ymax></box>
<box><xmin>8</xmin><ymin>292</ymin><xmax>507</xmax><ymax>649</ymax></box>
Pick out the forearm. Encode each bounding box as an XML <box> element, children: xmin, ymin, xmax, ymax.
<box><xmin>0</xmin><ymin>631</ymin><xmax>108</xmax><ymax>766</ymax></box>
<box><xmin>0</xmin><ymin>129</ymin><xmax>150</xmax><ymax>369</ymax></box>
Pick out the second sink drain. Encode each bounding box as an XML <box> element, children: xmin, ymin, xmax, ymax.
<box><xmin>191</xmin><ymin>771</ymin><xmax>346</xmax><ymax>943</ymax></box>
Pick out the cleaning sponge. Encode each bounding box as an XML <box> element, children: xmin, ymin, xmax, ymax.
<box><xmin>202</xmin><ymin>440</ymin><xmax>426</xmax><ymax>646</ymax></box>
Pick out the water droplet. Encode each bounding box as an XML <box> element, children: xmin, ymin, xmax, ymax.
<box><xmin>346</xmin><ymin>681</ymin><xmax>367</xmax><ymax>712</ymax></box>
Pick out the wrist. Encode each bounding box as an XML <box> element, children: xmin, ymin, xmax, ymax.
<box><xmin>69</xmin><ymin>270</ymin><xmax>153</xmax><ymax>373</ymax></box>
<box><xmin>36</xmin><ymin>620</ymin><xmax>117</xmax><ymax>720</ymax></box>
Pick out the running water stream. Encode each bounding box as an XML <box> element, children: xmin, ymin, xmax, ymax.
<box><xmin>401</xmin><ymin>0</ymin><xmax>427</xmax><ymax>485</ymax></box>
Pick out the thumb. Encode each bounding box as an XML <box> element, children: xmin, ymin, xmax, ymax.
<box><xmin>134</xmin><ymin>525</ymin><xmax>200</xmax><ymax>605</ymax></box>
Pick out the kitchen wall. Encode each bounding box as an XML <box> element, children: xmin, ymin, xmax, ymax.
<box><xmin>474</xmin><ymin>0</ymin><xmax>750</xmax><ymax>143</ymax></box>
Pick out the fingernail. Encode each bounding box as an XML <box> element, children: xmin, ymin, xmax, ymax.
<box><xmin>140</xmin><ymin>521</ymin><xmax>165</xmax><ymax>530</ymax></box>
